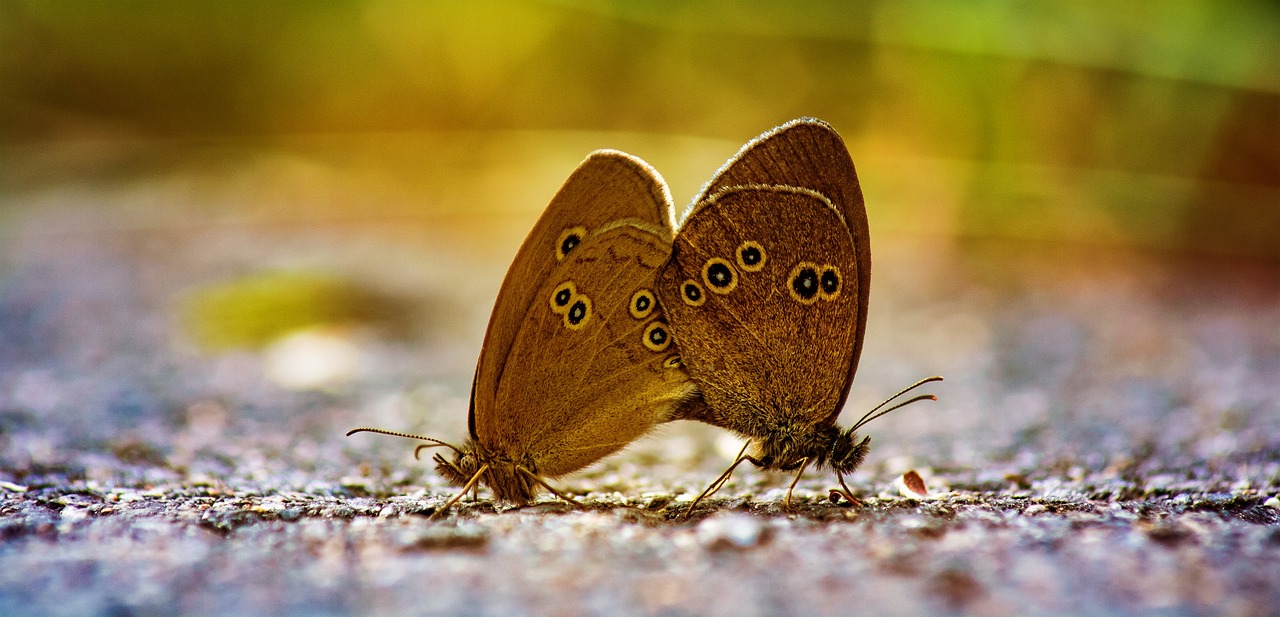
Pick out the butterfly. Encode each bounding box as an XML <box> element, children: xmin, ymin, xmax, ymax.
<box><xmin>349</xmin><ymin>149</ymin><xmax>697</xmax><ymax>513</ymax></box>
<box><xmin>655</xmin><ymin>118</ymin><xmax>942</xmax><ymax>511</ymax></box>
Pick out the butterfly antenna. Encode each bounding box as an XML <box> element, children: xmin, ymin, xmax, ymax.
<box><xmin>345</xmin><ymin>427</ymin><xmax>464</xmax><ymax>456</ymax></box>
<box><xmin>848</xmin><ymin>376</ymin><xmax>944</xmax><ymax>433</ymax></box>
<box><xmin>848</xmin><ymin>394</ymin><xmax>938</xmax><ymax>433</ymax></box>
<box><xmin>413</xmin><ymin>443</ymin><xmax>454</xmax><ymax>460</ymax></box>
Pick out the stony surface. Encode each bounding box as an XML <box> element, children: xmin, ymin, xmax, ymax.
<box><xmin>3</xmin><ymin>168</ymin><xmax>1279</xmax><ymax>616</ymax></box>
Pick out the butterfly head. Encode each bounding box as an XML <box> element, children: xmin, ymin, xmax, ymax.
<box><xmin>827</xmin><ymin>427</ymin><xmax>871</xmax><ymax>475</ymax></box>
<box><xmin>432</xmin><ymin>441</ymin><xmax>482</xmax><ymax>487</ymax></box>
<box><xmin>432</xmin><ymin>441</ymin><xmax>541</xmax><ymax>505</ymax></box>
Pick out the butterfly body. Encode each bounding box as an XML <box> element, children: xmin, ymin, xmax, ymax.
<box><xmin>437</xmin><ymin>220</ymin><xmax>693</xmax><ymax>505</ymax></box>
<box><xmin>658</xmin><ymin>118</ymin><xmax>938</xmax><ymax>506</ymax></box>
<box><xmin>659</xmin><ymin>184</ymin><xmax>866</xmax><ymax>475</ymax></box>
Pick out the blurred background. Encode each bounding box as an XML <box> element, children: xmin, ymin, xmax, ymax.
<box><xmin>1</xmin><ymin>1</ymin><xmax>1279</xmax><ymax>473</ymax></box>
<box><xmin>5</xmin><ymin>0</ymin><xmax>1280</xmax><ymax>250</ymax></box>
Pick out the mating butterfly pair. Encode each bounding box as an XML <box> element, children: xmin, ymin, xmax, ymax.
<box><xmin>349</xmin><ymin>118</ymin><xmax>940</xmax><ymax>515</ymax></box>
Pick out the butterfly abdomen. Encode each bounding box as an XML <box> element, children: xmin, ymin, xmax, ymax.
<box><xmin>748</xmin><ymin>419</ymin><xmax>871</xmax><ymax>475</ymax></box>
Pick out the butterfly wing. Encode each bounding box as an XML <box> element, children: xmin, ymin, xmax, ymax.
<box><xmin>487</xmin><ymin>223</ymin><xmax>694</xmax><ymax>477</ymax></box>
<box><xmin>696</xmin><ymin>119</ymin><xmax>866</xmax><ymax>222</ymax></box>
<box><xmin>657</xmin><ymin>185</ymin><xmax>860</xmax><ymax>433</ymax></box>
<box><xmin>471</xmin><ymin>151</ymin><xmax>676</xmax><ymax>439</ymax></box>
<box><xmin>691</xmin><ymin>118</ymin><xmax>869</xmax><ymax>421</ymax></box>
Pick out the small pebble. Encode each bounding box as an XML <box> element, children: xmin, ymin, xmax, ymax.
<box><xmin>697</xmin><ymin>513</ymin><xmax>765</xmax><ymax>550</ymax></box>
<box><xmin>251</xmin><ymin>501</ymin><xmax>286</xmax><ymax>515</ymax></box>
<box><xmin>1264</xmin><ymin>496</ymin><xmax>1280</xmax><ymax>510</ymax></box>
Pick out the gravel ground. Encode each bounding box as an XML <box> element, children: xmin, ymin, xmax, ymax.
<box><xmin>2</xmin><ymin>177</ymin><xmax>1279</xmax><ymax>617</ymax></box>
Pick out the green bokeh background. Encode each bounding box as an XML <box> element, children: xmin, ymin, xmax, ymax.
<box><xmin>2</xmin><ymin>0</ymin><xmax>1278</xmax><ymax>265</ymax></box>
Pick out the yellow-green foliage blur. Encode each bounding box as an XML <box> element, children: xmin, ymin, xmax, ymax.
<box><xmin>3</xmin><ymin>1</ymin><xmax>1278</xmax><ymax>257</ymax></box>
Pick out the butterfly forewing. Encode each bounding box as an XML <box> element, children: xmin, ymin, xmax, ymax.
<box><xmin>488</xmin><ymin>223</ymin><xmax>693</xmax><ymax>477</ymax></box>
<box><xmin>658</xmin><ymin>186</ymin><xmax>859</xmax><ymax>431</ymax></box>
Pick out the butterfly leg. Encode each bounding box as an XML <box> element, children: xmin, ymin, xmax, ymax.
<box><xmin>684</xmin><ymin>442</ymin><xmax>755</xmax><ymax>518</ymax></box>
<box><xmin>783</xmin><ymin>458</ymin><xmax>811</xmax><ymax>509</ymax></box>
<box><xmin>431</xmin><ymin>464</ymin><xmax>490</xmax><ymax>518</ymax></box>
<box><xmin>519</xmin><ymin>467</ymin><xmax>585</xmax><ymax>508</ymax></box>
<box><xmin>828</xmin><ymin>471</ymin><xmax>862</xmax><ymax>506</ymax></box>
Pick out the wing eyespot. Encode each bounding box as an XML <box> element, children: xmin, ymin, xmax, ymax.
<box><xmin>702</xmin><ymin>257</ymin><xmax>738</xmax><ymax>294</ymax></box>
<box><xmin>555</xmin><ymin>226</ymin><xmax>588</xmax><ymax>261</ymax></box>
<box><xmin>819</xmin><ymin>265</ymin><xmax>842</xmax><ymax>301</ymax></box>
<box><xmin>681</xmin><ymin>279</ymin><xmax>706</xmax><ymax>307</ymax></box>
<box><xmin>563</xmin><ymin>296</ymin><xmax>592</xmax><ymax>330</ymax></box>
<box><xmin>736</xmin><ymin>241</ymin><xmax>767</xmax><ymax>272</ymax></box>
<box><xmin>642</xmin><ymin>321</ymin><xmax>672</xmax><ymax>352</ymax></box>
<box><xmin>629</xmin><ymin>289</ymin><xmax>656</xmax><ymax>320</ymax></box>
<box><xmin>788</xmin><ymin>262</ymin><xmax>821</xmax><ymax>305</ymax></box>
<box><xmin>550</xmin><ymin>281</ymin><xmax>576</xmax><ymax>314</ymax></box>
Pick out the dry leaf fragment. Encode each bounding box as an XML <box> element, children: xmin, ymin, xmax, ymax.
<box><xmin>900</xmin><ymin>470</ymin><xmax>928</xmax><ymax>497</ymax></box>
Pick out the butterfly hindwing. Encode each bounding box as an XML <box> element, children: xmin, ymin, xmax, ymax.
<box><xmin>471</xmin><ymin>151</ymin><xmax>676</xmax><ymax>439</ymax></box>
<box><xmin>658</xmin><ymin>186</ymin><xmax>859</xmax><ymax>433</ymax></box>
<box><xmin>692</xmin><ymin>118</ymin><xmax>870</xmax><ymax>418</ymax></box>
<box><xmin>490</xmin><ymin>223</ymin><xmax>693</xmax><ymax>477</ymax></box>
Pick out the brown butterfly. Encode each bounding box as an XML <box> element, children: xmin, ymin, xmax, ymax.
<box><xmin>656</xmin><ymin>118</ymin><xmax>942</xmax><ymax>510</ymax></box>
<box><xmin>349</xmin><ymin>150</ymin><xmax>695</xmax><ymax>513</ymax></box>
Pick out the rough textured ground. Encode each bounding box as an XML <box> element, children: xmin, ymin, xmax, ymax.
<box><xmin>2</xmin><ymin>163</ymin><xmax>1279</xmax><ymax>617</ymax></box>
